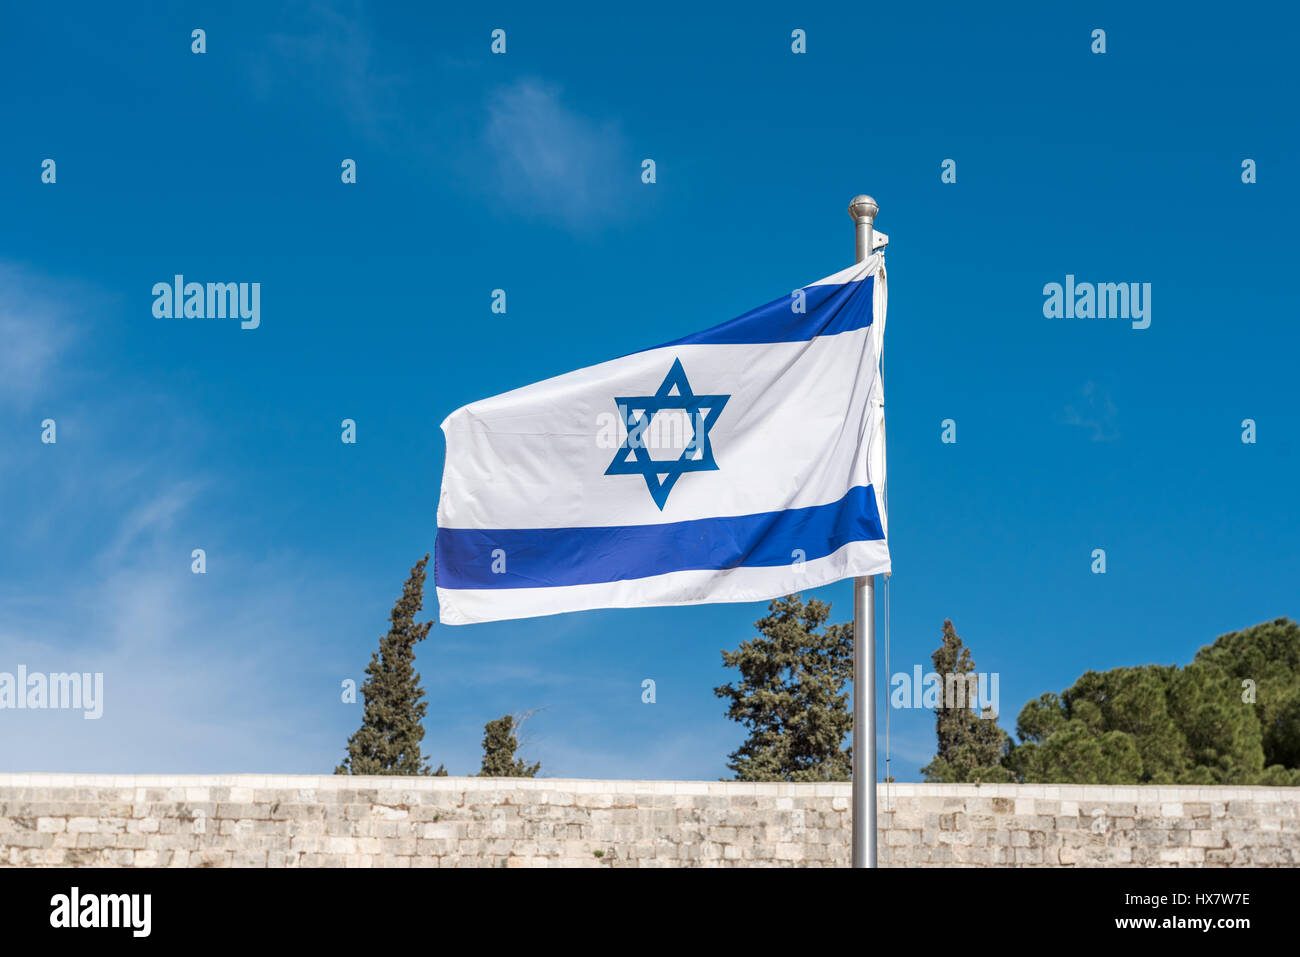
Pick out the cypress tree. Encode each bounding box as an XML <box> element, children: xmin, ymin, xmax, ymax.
<box><xmin>479</xmin><ymin>714</ymin><xmax>540</xmax><ymax>777</ymax></box>
<box><xmin>336</xmin><ymin>554</ymin><xmax>436</xmax><ymax>775</ymax></box>
<box><xmin>921</xmin><ymin>619</ymin><xmax>1013</xmax><ymax>783</ymax></box>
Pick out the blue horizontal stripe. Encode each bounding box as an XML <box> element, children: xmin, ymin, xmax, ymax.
<box><xmin>435</xmin><ymin>485</ymin><xmax>883</xmax><ymax>591</ymax></box>
<box><xmin>634</xmin><ymin>277</ymin><xmax>873</xmax><ymax>352</ymax></box>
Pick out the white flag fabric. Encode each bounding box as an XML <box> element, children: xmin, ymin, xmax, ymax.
<box><xmin>435</xmin><ymin>254</ymin><xmax>889</xmax><ymax>624</ymax></box>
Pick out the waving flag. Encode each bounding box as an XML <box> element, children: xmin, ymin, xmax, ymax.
<box><xmin>435</xmin><ymin>254</ymin><xmax>890</xmax><ymax>624</ymax></box>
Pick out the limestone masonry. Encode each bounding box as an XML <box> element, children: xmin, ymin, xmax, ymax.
<box><xmin>1</xmin><ymin>775</ymin><xmax>1295</xmax><ymax>867</ymax></box>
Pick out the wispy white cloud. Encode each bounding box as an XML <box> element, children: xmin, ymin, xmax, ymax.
<box><xmin>249</xmin><ymin>0</ymin><xmax>401</xmax><ymax>139</ymax></box>
<box><xmin>0</xmin><ymin>427</ymin><xmax>358</xmax><ymax>772</ymax></box>
<box><xmin>0</xmin><ymin>264</ymin><xmax>78</xmax><ymax>409</ymax></box>
<box><xmin>1063</xmin><ymin>381</ymin><xmax>1119</xmax><ymax>442</ymax></box>
<box><xmin>0</xmin><ymin>548</ymin><xmax>344</xmax><ymax>772</ymax></box>
<box><xmin>0</xmin><ymin>265</ymin><xmax>351</xmax><ymax>773</ymax></box>
<box><xmin>100</xmin><ymin>481</ymin><xmax>206</xmax><ymax>571</ymax></box>
<box><xmin>484</xmin><ymin>78</ymin><xmax>628</xmax><ymax>230</ymax></box>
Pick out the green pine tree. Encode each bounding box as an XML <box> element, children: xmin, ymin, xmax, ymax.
<box><xmin>1004</xmin><ymin>618</ymin><xmax>1300</xmax><ymax>786</ymax></box>
<box><xmin>714</xmin><ymin>595</ymin><xmax>853</xmax><ymax>782</ymax></box>
<box><xmin>1193</xmin><ymin>616</ymin><xmax>1300</xmax><ymax>775</ymax></box>
<box><xmin>336</xmin><ymin>555</ymin><xmax>436</xmax><ymax>775</ymax></box>
<box><xmin>920</xmin><ymin>619</ymin><xmax>1013</xmax><ymax>783</ymax></box>
<box><xmin>479</xmin><ymin>714</ymin><xmax>540</xmax><ymax>777</ymax></box>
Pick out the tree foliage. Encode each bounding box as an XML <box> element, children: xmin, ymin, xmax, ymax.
<box><xmin>920</xmin><ymin>620</ymin><xmax>1014</xmax><ymax>783</ymax></box>
<box><xmin>1004</xmin><ymin>618</ymin><xmax>1300</xmax><ymax>785</ymax></box>
<box><xmin>479</xmin><ymin>714</ymin><xmax>540</xmax><ymax>778</ymax></box>
<box><xmin>715</xmin><ymin>595</ymin><xmax>853</xmax><ymax>782</ymax></box>
<box><xmin>336</xmin><ymin>555</ymin><xmax>437</xmax><ymax>775</ymax></box>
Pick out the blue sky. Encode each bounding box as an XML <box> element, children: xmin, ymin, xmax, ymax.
<box><xmin>1</xmin><ymin>1</ymin><xmax>1295</xmax><ymax>779</ymax></box>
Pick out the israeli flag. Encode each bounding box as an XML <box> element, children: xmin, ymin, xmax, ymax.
<box><xmin>435</xmin><ymin>254</ymin><xmax>889</xmax><ymax>624</ymax></box>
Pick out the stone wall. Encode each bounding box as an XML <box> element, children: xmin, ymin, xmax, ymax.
<box><xmin>0</xmin><ymin>774</ymin><xmax>1295</xmax><ymax>867</ymax></box>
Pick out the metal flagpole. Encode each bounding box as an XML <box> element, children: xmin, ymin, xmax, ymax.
<box><xmin>848</xmin><ymin>194</ymin><xmax>879</xmax><ymax>869</ymax></box>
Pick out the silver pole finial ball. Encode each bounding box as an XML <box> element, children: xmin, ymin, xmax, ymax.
<box><xmin>848</xmin><ymin>194</ymin><xmax>879</xmax><ymax>224</ymax></box>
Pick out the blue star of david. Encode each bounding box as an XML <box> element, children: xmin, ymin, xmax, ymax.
<box><xmin>605</xmin><ymin>357</ymin><xmax>729</xmax><ymax>510</ymax></box>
